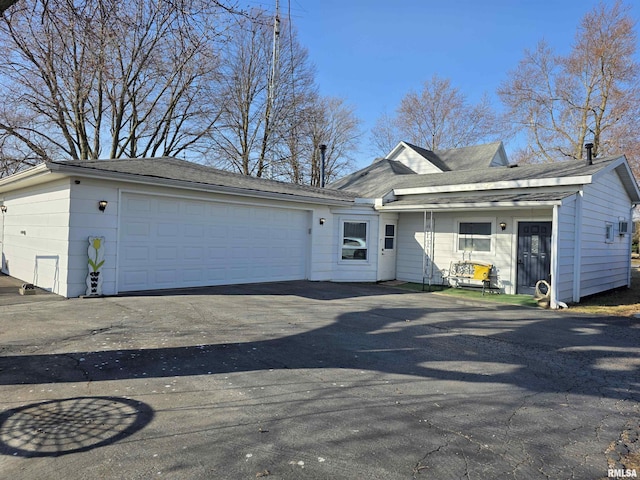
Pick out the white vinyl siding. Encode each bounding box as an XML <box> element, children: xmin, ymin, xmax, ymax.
<box><xmin>0</xmin><ymin>179</ymin><xmax>71</xmax><ymax>296</ymax></box>
<box><xmin>579</xmin><ymin>170</ymin><xmax>632</xmax><ymax>297</ymax></box>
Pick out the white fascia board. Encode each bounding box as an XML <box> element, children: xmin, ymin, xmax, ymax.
<box><xmin>393</xmin><ymin>175</ymin><xmax>593</xmax><ymax>196</ymax></box>
<box><xmin>354</xmin><ymin>197</ymin><xmax>377</xmax><ymax>205</ymax></box>
<box><xmin>0</xmin><ymin>163</ymin><xmax>54</xmax><ymax>192</ymax></box>
<box><xmin>376</xmin><ymin>199</ymin><xmax>563</xmax><ymax>212</ymax></box>
<box><xmin>0</xmin><ymin>163</ymin><xmax>66</xmax><ymax>193</ymax></box>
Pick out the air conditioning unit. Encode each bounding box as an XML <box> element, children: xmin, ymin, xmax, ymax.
<box><xmin>619</xmin><ymin>221</ymin><xmax>629</xmax><ymax>235</ymax></box>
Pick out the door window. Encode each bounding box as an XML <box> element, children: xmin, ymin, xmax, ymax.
<box><xmin>384</xmin><ymin>224</ymin><xmax>395</xmax><ymax>250</ymax></box>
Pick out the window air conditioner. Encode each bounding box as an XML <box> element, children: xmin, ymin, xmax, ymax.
<box><xmin>618</xmin><ymin>221</ymin><xmax>629</xmax><ymax>235</ymax></box>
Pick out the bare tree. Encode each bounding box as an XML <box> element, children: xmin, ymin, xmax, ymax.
<box><xmin>499</xmin><ymin>1</ymin><xmax>640</xmax><ymax>172</ymax></box>
<box><xmin>370</xmin><ymin>112</ymin><xmax>400</xmax><ymax>156</ymax></box>
<box><xmin>208</xmin><ymin>10</ymin><xmax>271</xmax><ymax>175</ymax></box>
<box><xmin>207</xmin><ymin>10</ymin><xmax>361</xmax><ymax>184</ymax></box>
<box><xmin>371</xmin><ymin>74</ymin><xmax>502</xmax><ymax>155</ymax></box>
<box><xmin>0</xmin><ymin>0</ymin><xmax>230</xmax><ymax>169</ymax></box>
<box><xmin>307</xmin><ymin>96</ymin><xmax>361</xmax><ymax>186</ymax></box>
<box><xmin>208</xmin><ymin>11</ymin><xmax>322</xmax><ymax>178</ymax></box>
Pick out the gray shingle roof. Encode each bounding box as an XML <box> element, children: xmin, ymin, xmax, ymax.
<box><xmin>335</xmin><ymin>156</ymin><xmax>624</xmax><ymax>198</ymax></box>
<box><xmin>328</xmin><ymin>158</ymin><xmax>416</xmax><ymax>197</ymax></box>
<box><xmin>390</xmin><ymin>157</ymin><xmax>617</xmax><ymax>190</ymax></box>
<box><xmin>47</xmin><ymin>157</ymin><xmax>358</xmax><ymax>203</ymax></box>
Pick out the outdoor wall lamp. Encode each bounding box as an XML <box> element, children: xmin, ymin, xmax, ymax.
<box><xmin>0</xmin><ymin>205</ymin><xmax>6</xmax><ymax>213</ymax></box>
<box><xmin>499</xmin><ymin>221</ymin><xmax>507</xmax><ymax>231</ymax></box>
<box><xmin>98</xmin><ymin>200</ymin><xmax>108</xmax><ymax>212</ymax></box>
<box><xmin>319</xmin><ymin>217</ymin><xmax>326</xmax><ymax>225</ymax></box>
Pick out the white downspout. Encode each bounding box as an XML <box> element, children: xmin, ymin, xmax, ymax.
<box><xmin>422</xmin><ymin>210</ymin><xmax>427</xmax><ymax>289</ymax></box>
<box><xmin>429</xmin><ymin>211</ymin><xmax>435</xmax><ymax>286</ymax></box>
<box><xmin>550</xmin><ymin>205</ymin><xmax>560</xmax><ymax>309</ymax></box>
<box><xmin>628</xmin><ymin>205</ymin><xmax>635</xmax><ymax>289</ymax></box>
<box><xmin>572</xmin><ymin>191</ymin><xmax>583</xmax><ymax>302</ymax></box>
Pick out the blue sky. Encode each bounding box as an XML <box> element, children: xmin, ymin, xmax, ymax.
<box><xmin>256</xmin><ymin>0</ymin><xmax>639</xmax><ymax>169</ymax></box>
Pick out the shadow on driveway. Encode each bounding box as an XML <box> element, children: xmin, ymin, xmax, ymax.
<box><xmin>1</xmin><ymin>294</ymin><xmax>638</xmax><ymax>402</ymax></box>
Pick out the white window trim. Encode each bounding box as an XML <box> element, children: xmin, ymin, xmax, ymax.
<box><xmin>339</xmin><ymin>219</ymin><xmax>370</xmax><ymax>263</ymax></box>
<box><xmin>605</xmin><ymin>222</ymin><xmax>614</xmax><ymax>244</ymax></box>
<box><xmin>455</xmin><ymin>218</ymin><xmax>495</xmax><ymax>254</ymax></box>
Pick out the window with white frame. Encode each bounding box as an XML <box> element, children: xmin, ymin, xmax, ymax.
<box><xmin>605</xmin><ymin>222</ymin><xmax>614</xmax><ymax>243</ymax></box>
<box><xmin>341</xmin><ymin>221</ymin><xmax>368</xmax><ymax>260</ymax></box>
<box><xmin>457</xmin><ymin>221</ymin><xmax>492</xmax><ymax>252</ymax></box>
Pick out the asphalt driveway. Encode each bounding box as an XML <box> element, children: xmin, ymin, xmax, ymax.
<box><xmin>0</xmin><ymin>281</ymin><xmax>638</xmax><ymax>479</ymax></box>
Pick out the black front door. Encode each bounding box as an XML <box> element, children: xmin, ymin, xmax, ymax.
<box><xmin>517</xmin><ymin>222</ymin><xmax>552</xmax><ymax>295</ymax></box>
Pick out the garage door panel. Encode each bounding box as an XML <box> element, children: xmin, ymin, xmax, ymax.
<box><xmin>206</xmin><ymin>225</ymin><xmax>228</xmax><ymax>238</ymax></box>
<box><xmin>183</xmin><ymin>246</ymin><xmax>204</xmax><ymax>260</ymax></box>
<box><xmin>125</xmin><ymin>197</ymin><xmax>152</xmax><ymax>213</ymax></box>
<box><xmin>155</xmin><ymin>246</ymin><xmax>178</xmax><ymax>261</ymax></box>
<box><xmin>122</xmin><ymin>271</ymin><xmax>148</xmax><ymax>288</ymax></box>
<box><xmin>118</xmin><ymin>193</ymin><xmax>309</xmax><ymax>292</ymax></box>
<box><xmin>157</xmin><ymin>224</ymin><xmax>178</xmax><ymax>237</ymax></box>
<box><xmin>123</xmin><ymin>245</ymin><xmax>150</xmax><ymax>262</ymax></box>
<box><xmin>207</xmin><ymin>246</ymin><xmax>227</xmax><ymax>260</ymax></box>
<box><xmin>184</xmin><ymin>202</ymin><xmax>205</xmax><ymax>216</ymax></box>
<box><xmin>183</xmin><ymin>268</ymin><xmax>203</xmax><ymax>282</ymax></box>
<box><xmin>124</xmin><ymin>222</ymin><xmax>151</xmax><ymax>237</ymax></box>
<box><xmin>183</xmin><ymin>224</ymin><xmax>204</xmax><ymax>238</ymax></box>
<box><xmin>155</xmin><ymin>269</ymin><xmax>178</xmax><ymax>284</ymax></box>
<box><xmin>152</xmin><ymin>199</ymin><xmax>176</xmax><ymax>214</ymax></box>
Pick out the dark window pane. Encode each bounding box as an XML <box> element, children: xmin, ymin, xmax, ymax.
<box><xmin>459</xmin><ymin>222</ymin><xmax>491</xmax><ymax>235</ymax></box>
<box><xmin>384</xmin><ymin>238</ymin><xmax>394</xmax><ymax>249</ymax></box>
<box><xmin>385</xmin><ymin>224</ymin><xmax>395</xmax><ymax>237</ymax></box>
<box><xmin>344</xmin><ymin>222</ymin><xmax>366</xmax><ymax>241</ymax></box>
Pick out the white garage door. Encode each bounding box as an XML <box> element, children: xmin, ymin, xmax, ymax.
<box><xmin>118</xmin><ymin>193</ymin><xmax>310</xmax><ymax>292</ymax></box>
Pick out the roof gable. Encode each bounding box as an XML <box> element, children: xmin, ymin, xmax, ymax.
<box><xmin>385</xmin><ymin>141</ymin><xmax>509</xmax><ymax>174</ymax></box>
<box><xmin>386</xmin><ymin>142</ymin><xmax>446</xmax><ymax>174</ymax></box>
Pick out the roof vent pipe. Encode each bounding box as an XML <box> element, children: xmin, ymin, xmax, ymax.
<box><xmin>319</xmin><ymin>144</ymin><xmax>327</xmax><ymax>188</ymax></box>
<box><xmin>585</xmin><ymin>143</ymin><xmax>594</xmax><ymax>165</ymax></box>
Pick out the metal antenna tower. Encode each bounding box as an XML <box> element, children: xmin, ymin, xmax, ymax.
<box><xmin>267</xmin><ymin>0</ymin><xmax>280</xmax><ymax>119</ymax></box>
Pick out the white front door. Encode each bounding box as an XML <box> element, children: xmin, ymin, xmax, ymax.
<box><xmin>377</xmin><ymin>219</ymin><xmax>397</xmax><ymax>281</ymax></box>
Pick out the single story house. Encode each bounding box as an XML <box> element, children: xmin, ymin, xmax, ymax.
<box><xmin>1</xmin><ymin>141</ymin><xmax>638</xmax><ymax>308</ymax></box>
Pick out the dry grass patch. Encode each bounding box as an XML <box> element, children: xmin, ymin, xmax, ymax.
<box><xmin>570</xmin><ymin>262</ymin><xmax>640</xmax><ymax>317</ymax></box>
